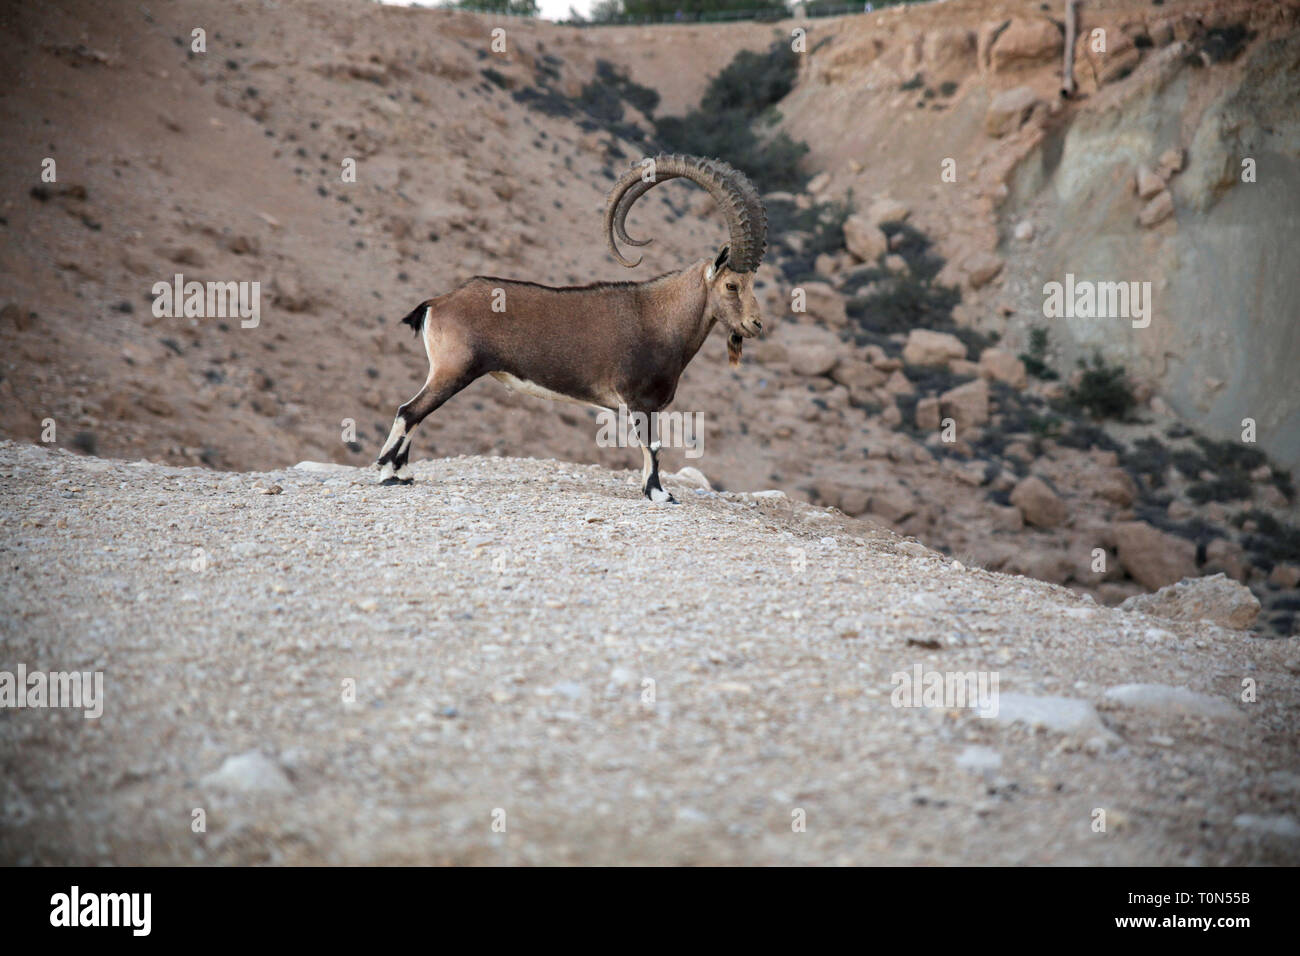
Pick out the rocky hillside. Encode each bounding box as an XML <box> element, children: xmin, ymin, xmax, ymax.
<box><xmin>0</xmin><ymin>0</ymin><xmax>1297</xmax><ymax>637</ymax></box>
<box><xmin>1</xmin><ymin>441</ymin><xmax>1297</xmax><ymax>865</ymax></box>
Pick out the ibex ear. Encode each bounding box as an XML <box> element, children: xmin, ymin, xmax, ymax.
<box><xmin>706</xmin><ymin>245</ymin><xmax>729</xmax><ymax>281</ymax></box>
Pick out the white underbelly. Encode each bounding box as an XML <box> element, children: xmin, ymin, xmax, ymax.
<box><xmin>490</xmin><ymin>371</ymin><xmax>603</xmax><ymax>409</ymax></box>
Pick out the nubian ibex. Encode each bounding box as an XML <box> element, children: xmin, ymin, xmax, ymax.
<box><xmin>375</xmin><ymin>153</ymin><xmax>768</xmax><ymax>501</ymax></box>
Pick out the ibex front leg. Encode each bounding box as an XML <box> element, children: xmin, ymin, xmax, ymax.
<box><xmin>630</xmin><ymin>410</ymin><xmax>676</xmax><ymax>504</ymax></box>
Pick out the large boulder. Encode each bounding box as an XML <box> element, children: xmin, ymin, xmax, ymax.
<box><xmin>800</xmin><ymin>281</ymin><xmax>848</xmax><ymax>327</ymax></box>
<box><xmin>989</xmin><ymin>18</ymin><xmax>1063</xmax><ymax>72</ymax></box>
<box><xmin>923</xmin><ymin>27</ymin><xmax>976</xmax><ymax>70</ymax></box>
<box><xmin>915</xmin><ymin>396</ymin><xmax>941</xmax><ymax>431</ymax></box>
<box><xmin>831</xmin><ymin>359</ymin><xmax>887</xmax><ymax>391</ymax></box>
<box><xmin>773</xmin><ymin>324</ymin><xmax>841</xmax><ymax>377</ymax></box>
<box><xmin>1010</xmin><ymin>475</ymin><xmax>1067</xmax><ymax>529</ymax></box>
<box><xmin>866</xmin><ymin>197</ymin><xmax>911</xmax><ymax>227</ymax></box>
<box><xmin>1085</xmin><ymin>466</ymin><xmax>1138</xmax><ymax>507</ymax></box>
<box><xmin>965</xmin><ymin>252</ymin><xmax>1004</xmax><ymax>288</ymax></box>
<box><xmin>939</xmin><ymin>378</ymin><xmax>990</xmax><ymax>429</ymax></box>
<box><xmin>1120</xmin><ymin>573</ymin><xmax>1261</xmax><ymax>630</ymax></box>
<box><xmin>1113</xmin><ymin>521</ymin><xmax>1198</xmax><ymax>590</ymax></box>
<box><xmin>903</xmin><ymin>329</ymin><xmax>966</xmax><ymax>366</ymax></box>
<box><xmin>1205</xmin><ymin>538</ymin><xmax>1250</xmax><ymax>582</ymax></box>
<box><xmin>1134</xmin><ymin>165</ymin><xmax>1165</xmax><ymax>199</ymax></box>
<box><xmin>978</xmin><ymin>348</ymin><xmax>1027</xmax><ymax>389</ymax></box>
<box><xmin>1095</xmin><ymin>41</ymin><xmax>1142</xmax><ymax>86</ymax></box>
<box><xmin>787</xmin><ymin>342</ymin><xmax>839</xmax><ymax>377</ymax></box>
<box><xmin>984</xmin><ymin>86</ymin><xmax>1041</xmax><ymax>137</ymax></box>
<box><xmin>1155</xmin><ymin>147</ymin><xmax>1186</xmax><ymax>180</ymax></box>
<box><xmin>867</xmin><ymin>483</ymin><xmax>918</xmax><ymax>523</ymax></box>
<box><xmin>1005</xmin><ymin>547</ymin><xmax>1074</xmax><ymax>585</ymax></box>
<box><xmin>1138</xmin><ymin>190</ymin><xmax>1175</xmax><ymax>227</ymax></box>
<box><xmin>1269</xmin><ymin>564</ymin><xmax>1300</xmax><ymax>589</ymax></box>
<box><xmin>843</xmin><ymin>215</ymin><xmax>888</xmax><ymax>262</ymax></box>
<box><xmin>884</xmin><ymin>369</ymin><xmax>914</xmax><ymax>396</ymax></box>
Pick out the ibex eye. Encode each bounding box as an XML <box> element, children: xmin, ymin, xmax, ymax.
<box><xmin>726</xmin><ymin>283</ymin><xmax>738</xmax><ymax>292</ymax></box>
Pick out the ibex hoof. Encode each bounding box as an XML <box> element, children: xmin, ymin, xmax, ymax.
<box><xmin>378</xmin><ymin>462</ymin><xmax>414</xmax><ymax>485</ymax></box>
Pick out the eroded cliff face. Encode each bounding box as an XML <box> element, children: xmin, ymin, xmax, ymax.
<box><xmin>775</xmin><ymin>0</ymin><xmax>1300</xmax><ymax>468</ymax></box>
<box><xmin>1004</xmin><ymin>27</ymin><xmax>1300</xmax><ymax>470</ymax></box>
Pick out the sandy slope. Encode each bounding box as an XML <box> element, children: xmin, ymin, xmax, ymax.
<box><xmin>2</xmin><ymin>440</ymin><xmax>1296</xmax><ymax>865</ymax></box>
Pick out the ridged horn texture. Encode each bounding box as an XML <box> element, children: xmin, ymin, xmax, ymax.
<box><xmin>604</xmin><ymin>154</ymin><xmax>767</xmax><ymax>272</ymax></box>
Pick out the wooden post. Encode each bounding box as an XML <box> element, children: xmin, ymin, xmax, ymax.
<box><xmin>1062</xmin><ymin>0</ymin><xmax>1080</xmax><ymax>98</ymax></box>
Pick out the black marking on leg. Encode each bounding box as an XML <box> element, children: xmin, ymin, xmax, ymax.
<box><xmin>643</xmin><ymin>443</ymin><xmax>678</xmax><ymax>504</ymax></box>
<box><xmin>376</xmin><ymin>411</ymin><xmax>413</xmax><ymax>467</ymax></box>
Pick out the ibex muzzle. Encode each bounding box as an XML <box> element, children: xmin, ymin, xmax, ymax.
<box><xmin>375</xmin><ymin>153</ymin><xmax>768</xmax><ymax>502</ymax></box>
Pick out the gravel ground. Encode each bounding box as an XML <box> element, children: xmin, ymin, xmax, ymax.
<box><xmin>1</xmin><ymin>439</ymin><xmax>1298</xmax><ymax>865</ymax></box>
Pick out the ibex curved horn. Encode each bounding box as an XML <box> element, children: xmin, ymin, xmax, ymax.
<box><xmin>604</xmin><ymin>153</ymin><xmax>767</xmax><ymax>272</ymax></box>
<box><xmin>611</xmin><ymin>180</ymin><xmax>656</xmax><ymax>251</ymax></box>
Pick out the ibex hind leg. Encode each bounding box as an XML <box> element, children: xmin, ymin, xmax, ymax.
<box><xmin>376</xmin><ymin>371</ymin><xmax>473</xmax><ymax>485</ymax></box>
<box><xmin>376</xmin><ymin>397</ymin><xmax>426</xmax><ymax>481</ymax></box>
<box><xmin>376</xmin><ymin>323</ymin><xmax>477</xmax><ymax>485</ymax></box>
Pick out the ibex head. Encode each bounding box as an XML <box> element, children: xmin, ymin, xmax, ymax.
<box><xmin>605</xmin><ymin>154</ymin><xmax>768</xmax><ymax>366</ymax></box>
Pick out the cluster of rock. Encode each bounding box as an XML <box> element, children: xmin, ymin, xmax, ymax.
<box><xmin>1133</xmin><ymin>147</ymin><xmax>1184</xmax><ymax>228</ymax></box>
<box><xmin>739</xmin><ymin>307</ymin><xmax>1295</xmax><ymax>630</ymax></box>
<box><xmin>745</xmin><ymin>187</ymin><xmax>1294</xmax><ymax>632</ymax></box>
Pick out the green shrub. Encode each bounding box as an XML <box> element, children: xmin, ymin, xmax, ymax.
<box><xmin>702</xmin><ymin>41</ymin><xmax>799</xmax><ymax>115</ymax></box>
<box><xmin>1194</xmin><ymin>435</ymin><xmax>1267</xmax><ymax>474</ymax></box>
<box><xmin>1272</xmin><ymin>467</ymin><xmax>1295</xmax><ymax>501</ymax></box>
<box><xmin>1066</xmin><ymin>353</ymin><xmax>1135</xmax><ymax>420</ymax></box>
<box><xmin>1019</xmin><ymin>327</ymin><xmax>1059</xmax><ymax>380</ymax></box>
<box><xmin>654</xmin><ymin>41</ymin><xmax>808</xmax><ymax>193</ymax></box>
<box><xmin>1188</xmin><ymin>475</ymin><xmax>1252</xmax><ymax>504</ymax></box>
<box><xmin>621</xmin><ymin>0</ymin><xmax>787</xmax><ymax>20</ymax></box>
<box><xmin>595</xmin><ymin>60</ymin><xmax>660</xmax><ymax>116</ymax></box>
<box><xmin>879</xmin><ymin>221</ymin><xmax>945</xmax><ymax>282</ymax></box>
<box><xmin>1196</xmin><ymin>24</ymin><xmax>1254</xmax><ymax>64</ymax></box>
<box><xmin>457</xmin><ymin>0</ymin><xmax>537</xmax><ymax>13</ymax></box>
<box><xmin>655</xmin><ymin>111</ymin><xmax>807</xmax><ymax>192</ymax></box>
<box><xmin>1123</xmin><ymin>436</ymin><xmax>1170</xmax><ymax>489</ymax></box>
<box><xmin>1172</xmin><ymin>436</ymin><xmax>1282</xmax><ymax>504</ymax></box>
<box><xmin>1234</xmin><ymin>510</ymin><xmax>1300</xmax><ymax>565</ymax></box>
<box><xmin>838</xmin><ymin>264</ymin><xmax>888</xmax><ymax>296</ymax></box>
<box><xmin>804</xmin><ymin>193</ymin><xmax>852</xmax><ymax>258</ymax></box>
<box><xmin>481</xmin><ymin>67</ymin><xmax>510</xmax><ymax>89</ymax></box>
<box><xmin>952</xmin><ymin>327</ymin><xmax>996</xmax><ymax>360</ymax></box>
<box><xmin>767</xmin><ymin>196</ymin><xmax>834</xmax><ymax>242</ymax></box>
<box><xmin>579</xmin><ymin>79</ymin><xmax>624</xmax><ymax>124</ymax></box>
<box><xmin>847</xmin><ymin>273</ymin><xmax>961</xmax><ymax>336</ymax></box>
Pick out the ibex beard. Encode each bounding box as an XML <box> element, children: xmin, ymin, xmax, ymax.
<box><xmin>374</xmin><ymin>154</ymin><xmax>769</xmax><ymax>503</ymax></box>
